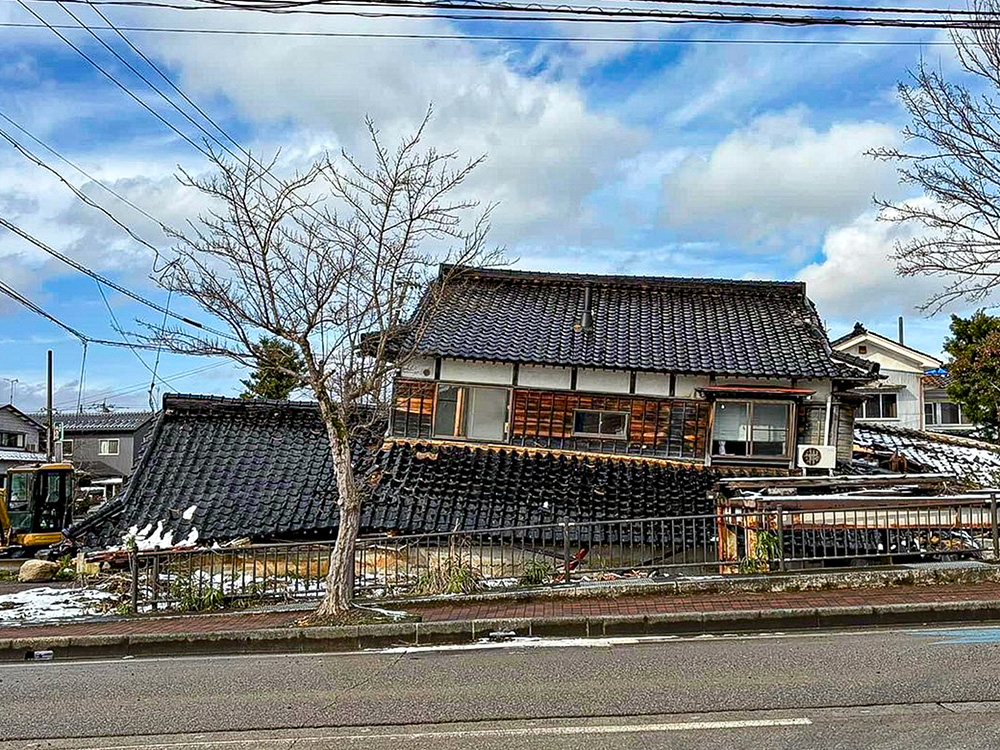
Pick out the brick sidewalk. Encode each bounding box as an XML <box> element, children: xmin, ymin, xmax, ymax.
<box><xmin>1</xmin><ymin>581</ymin><xmax>999</xmax><ymax>641</ymax></box>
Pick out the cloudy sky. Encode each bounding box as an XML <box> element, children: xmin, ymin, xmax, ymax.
<box><xmin>0</xmin><ymin>1</ymin><xmax>978</xmax><ymax>412</ymax></box>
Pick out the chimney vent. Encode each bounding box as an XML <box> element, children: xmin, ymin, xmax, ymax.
<box><xmin>898</xmin><ymin>316</ymin><xmax>904</xmax><ymax>345</ymax></box>
<box><xmin>575</xmin><ymin>286</ymin><xmax>594</xmax><ymax>333</ymax></box>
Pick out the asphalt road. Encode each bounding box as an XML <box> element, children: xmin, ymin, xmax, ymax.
<box><xmin>5</xmin><ymin>626</ymin><xmax>1000</xmax><ymax>748</ymax></box>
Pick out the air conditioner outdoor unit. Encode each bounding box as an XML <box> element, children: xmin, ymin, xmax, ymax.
<box><xmin>797</xmin><ymin>444</ymin><xmax>836</xmax><ymax>470</ymax></box>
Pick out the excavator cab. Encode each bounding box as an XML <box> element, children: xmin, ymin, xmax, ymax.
<box><xmin>0</xmin><ymin>463</ymin><xmax>74</xmax><ymax>553</ymax></box>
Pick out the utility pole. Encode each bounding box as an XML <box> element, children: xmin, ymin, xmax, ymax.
<box><xmin>46</xmin><ymin>350</ymin><xmax>54</xmax><ymax>462</ymax></box>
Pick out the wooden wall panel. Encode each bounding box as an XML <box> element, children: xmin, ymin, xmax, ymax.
<box><xmin>392</xmin><ymin>378</ymin><xmax>712</xmax><ymax>462</ymax></box>
<box><xmin>391</xmin><ymin>380</ymin><xmax>436</xmax><ymax>439</ymax></box>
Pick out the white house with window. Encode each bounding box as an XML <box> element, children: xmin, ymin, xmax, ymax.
<box><xmin>832</xmin><ymin>322</ymin><xmax>970</xmax><ymax>434</ymax></box>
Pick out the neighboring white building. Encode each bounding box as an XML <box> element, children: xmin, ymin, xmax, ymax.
<box><xmin>832</xmin><ymin>321</ymin><xmax>973</xmax><ymax>434</ymax></box>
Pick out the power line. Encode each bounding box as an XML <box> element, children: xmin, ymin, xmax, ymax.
<box><xmin>51</xmin><ymin>0</ymin><xmax>260</xmax><ymax>171</ymax></box>
<box><xmin>93</xmin><ymin>278</ymin><xmax>180</xmax><ymax>393</ymax></box>
<box><xmin>81</xmin><ymin>1</ymin><xmax>253</xmax><ymax>160</ymax></box>
<box><xmin>0</xmin><ymin>278</ymin><xmax>167</xmax><ymax>351</ymax></box>
<box><xmin>19</xmin><ymin>0</ymin><xmax>1000</xmax><ymax>30</ymax></box>
<box><xmin>0</xmin><ymin>215</ymin><xmax>232</xmax><ymax>338</ymax></box>
<box><xmin>54</xmin><ymin>360</ymin><xmax>231</xmax><ymax>409</ymax></box>
<box><xmin>0</xmin><ymin>109</ymin><xmax>165</xmax><ymax>230</ymax></box>
<box><xmin>0</xmin><ymin>113</ymin><xmax>171</xmax><ymax>268</ymax></box>
<box><xmin>0</xmin><ymin>18</ymin><xmax>955</xmax><ymax>42</ymax></box>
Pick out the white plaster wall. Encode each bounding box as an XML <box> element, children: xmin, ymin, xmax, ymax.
<box><xmin>840</xmin><ymin>341</ymin><xmax>929</xmax><ymax>374</ymax></box>
<box><xmin>518</xmin><ymin>365</ymin><xmax>572</xmax><ymax>390</ymax></box>
<box><xmin>856</xmin><ymin>369</ymin><xmax>923</xmax><ymax>430</ymax></box>
<box><xmin>714</xmin><ymin>377</ymin><xmax>795</xmax><ymax>388</ymax></box>
<box><xmin>400</xmin><ymin>357</ymin><xmax>436</xmax><ymax>380</ymax></box>
<box><xmin>439</xmin><ymin>359</ymin><xmax>514</xmax><ymax>385</ymax></box>
<box><xmin>634</xmin><ymin>372</ymin><xmax>672</xmax><ymax>397</ymax></box>
<box><xmin>673</xmin><ymin>375</ymin><xmax>708</xmax><ymax>399</ymax></box>
<box><xmin>576</xmin><ymin>368</ymin><xmax>630</xmax><ymax>394</ymax></box>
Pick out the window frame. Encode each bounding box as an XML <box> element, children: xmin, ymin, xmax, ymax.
<box><xmin>859</xmin><ymin>392</ymin><xmax>899</xmax><ymax>421</ymax></box>
<box><xmin>571</xmin><ymin>409</ymin><xmax>631</xmax><ymax>440</ymax></box>
<box><xmin>98</xmin><ymin>438</ymin><xmax>120</xmax><ymax>456</ymax></box>
<box><xmin>925</xmin><ymin>400</ymin><xmax>970</xmax><ymax>427</ymax></box>
<box><xmin>431</xmin><ymin>383</ymin><xmax>510</xmax><ymax>443</ymax></box>
<box><xmin>0</xmin><ymin>431</ymin><xmax>26</xmax><ymax>449</ymax></box>
<box><xmin>710</xmin><ymin>399</ymin><xmax>795</xmax><ymax>462</ymax></box>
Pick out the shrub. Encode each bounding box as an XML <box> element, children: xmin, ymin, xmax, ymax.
<box><xmin>518</xmin><ymin>559</ymin><xmax>553</xmax><ymax>586</ymax></box>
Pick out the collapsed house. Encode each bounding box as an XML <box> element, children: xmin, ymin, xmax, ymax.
<box><xmin>71</xmin><ymin>394</ymin><xmax>726</xmax><ymax>549</ymax></box>
<box><xmin>854</xmin><ymin>422</ymin><xmax>1000</xmax><ymax>486</ymax></box>
<box><xmin>72</xmin><ymin>267</ymin><xmax>882</xmax><ymax>550</ymax></box>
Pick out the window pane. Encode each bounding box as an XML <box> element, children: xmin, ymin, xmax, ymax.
<box><xmin>940</xmin><ymin>402</ymin><xmax>960</xmax><ymax>424</ymax></box>
<box><xmin>881</xmin><ymin>394</ymin><xmax>897</xmax><ymax>419</ymax></box>
<box><xmin>863</xmin><ymin>395</ymin><xmax>881</xmax><ymax>419</ymax></box>
<box><xmin>434</xmin><ymin>385</ymin><xmax>464</xmax><ymax>437</ymax></box>
<box><xmin>713</xmin><ymin>402</ymin><xmax>749</xmax><ymax>456</ymax></box>
<box><xmin>750</xmin><ymin>403</ymin><xmax>789</xmax><ymax>457</ymax></box>
<box><xmin>574</xmin><ymin>411</ymin><xmax>602</xmax><ymax>435</ymax></box>
<box><xmin>600</xmin><ymin>412</ymin><xmax>628</xmax><ymax>437</ymax></box>
<box><xmin>467</xmin><ymin>387</ymin><xmax>507</xmax><ymax>441</ymax></box>
<box><xmin>925</xmin><ymin>403</ymin><xmax>936</xmax><ymax>425</ymax></box>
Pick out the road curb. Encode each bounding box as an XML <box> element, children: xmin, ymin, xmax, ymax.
<box><xmin>3</xmin><ymin>599</ymin><xmax>1000</xmax><ymax>662</ymax></box>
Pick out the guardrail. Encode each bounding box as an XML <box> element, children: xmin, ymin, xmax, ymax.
<box><xmin>122</xmin><ymin>493</ymin><xmax>1000</xmax><ymax>612</ymax></box>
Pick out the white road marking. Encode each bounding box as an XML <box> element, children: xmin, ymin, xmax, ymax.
<box><xmin>57</xmin><ymin>718</ymin><xmax>814</xmax><ymax>749</ymax></box>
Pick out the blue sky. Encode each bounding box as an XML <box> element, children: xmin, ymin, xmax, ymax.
<box><xmin>0</xmin><ymin>2</ymin><xmax>977</xmax><ymax>412</ymax></box>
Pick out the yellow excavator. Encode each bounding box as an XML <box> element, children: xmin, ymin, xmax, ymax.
<box><xmin>0</xmin><ymin>462</ymin><xmax>75</xmax><ymax>555</ymax></box>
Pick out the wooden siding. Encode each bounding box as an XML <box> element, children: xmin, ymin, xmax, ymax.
<box><xmin>510</xmin><ymin>390</ymin><xmax>709</xmax><ymax>460</ymax></box>
<box><xmin>391</xmin><ymin>380</ymin><xmax>435</xmax><ymax>439</ymax></box>
<box><xmin>391</xmin><ymin>378</ymin><xmax>710</xmax><ymax>462</ymax></box>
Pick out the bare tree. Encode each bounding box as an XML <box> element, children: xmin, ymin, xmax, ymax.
<box><xmin>871</xmin><ymin>0</ymin><xmax>1000</xmax><ymax>312</ymax></box>
<box><xmin>150</xmin><ymin>114</ymin><xmax>501</xmax><ymax>618</ymax></box>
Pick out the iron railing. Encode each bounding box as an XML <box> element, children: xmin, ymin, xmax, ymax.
<box><xmin>123</xmin><ymin>493</ymin><xmax>1000</xmax><ymax>612</ymax></box>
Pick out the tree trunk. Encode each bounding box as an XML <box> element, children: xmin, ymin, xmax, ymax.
<box><xmin>314</xmin><ymin>399</ymin><xmax>361</xmax><ymax>618</ymax></box>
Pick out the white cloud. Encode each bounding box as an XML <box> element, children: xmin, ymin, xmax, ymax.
<box><xmin>133</xmin><ymin>11</ymin><xmax>643</xmax><ymax>244</ymax></box>
<box><xmin>797</xmin><ymin>202</ymin><xmax>946</xmax><ymax>321</ymax></box>
<box><xmin>661</xmin><ymin>109</ymin><xmax>903</xmax><ymax>244</ymax></box>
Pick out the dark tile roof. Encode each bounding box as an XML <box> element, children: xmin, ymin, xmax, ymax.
<box><xmin>0</xmin><ymin>404</ymin><xmax>44</xmax><ymax>429</ymax></box>
<box><xmin>414</xmin><ymin>267</ymin><xmax>878</xmax><ymax>381</ymax></box>
<box><xmin>71</xmin><ymin>394</ymin><xmax>734</xmax><ymax>549</ymax></box>
<box><xmin>854</xmin><ymin>422</ymin><xmax>1000</xmax><ymax>486</ymax></box>
<box><xmin>57</xmin><ymin>411</ymin><xmax>155</xmax><ymax>433</ymax></box>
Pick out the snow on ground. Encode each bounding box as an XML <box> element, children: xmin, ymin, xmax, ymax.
<box><xmin>0</xmin><ymin>586</ymin><xmax>118</xmax><ymax>625</ymax></box>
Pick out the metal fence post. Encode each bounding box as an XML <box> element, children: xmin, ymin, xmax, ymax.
<box><xmin>775</xmin><ymin>505</ymin><xmax>786</xmax><ymax>573</ymax></box>
<box><xmin>150</xmin><ymin>555</ymin><xmax>160</xmax><ymax>612</ymax></box>
<box><xmin>129</xmin><ymin>549</ymin><xmax>139</xmax><ymax>614</ymax></box>
<box><xmin>562</xmin><ymin>520</ymin><xmax>571</xmax><ymax>584</ymax></box>
<box><xmin>991</xmin><ymin>492</ymin><xmax>999</xmax><ymax>561</ymax></box>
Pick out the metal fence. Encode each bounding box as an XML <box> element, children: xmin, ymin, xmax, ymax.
<box><xmin>123</xmin><ymin>493</ymin><xmax>1000</xmax><ymax>612</ymax></box>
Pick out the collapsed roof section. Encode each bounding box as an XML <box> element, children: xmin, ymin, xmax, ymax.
<box><xmin>854</xmin><ymin>422</ymin><xmax>1000</xmax><ymax>487</ymax></box>
<box><xmin>72</xmin><ymin>394</ymin><xmax>749</xmax><ymax>549</ymax></box>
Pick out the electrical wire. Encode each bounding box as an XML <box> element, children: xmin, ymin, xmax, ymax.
<box><xmin>0</xmin><ymin>215</ymin><xmax>233</xmax><ymax>338</ymax></box>
<box><xmin>0</xmin><ymin>279</ymin><xmax>168</xmax><ymax>351</ymax></box>
<box><xmin>0</xmin><ymin>18</ymin><xmax>955</xmax><ymax>42</ymax></box>
<box><xmin>19</xmin><ymin>0</ymin><xmax>1000</xmax><ymax>30</ymax></box>
<box><xmin>54</xmin><ymin>360</ymin><xmax>231</xmax><ymax>409</ymax></box>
